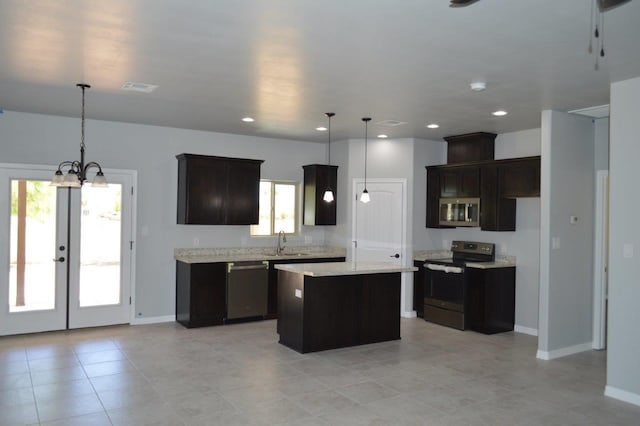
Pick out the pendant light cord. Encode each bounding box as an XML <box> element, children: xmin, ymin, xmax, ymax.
<box><xmin>362</xmin><ymin>117</ymin><xmax>371</xmax><ymax>186</ymax></box>
<box><xmin>80</xmin><ymin>85</ymin><xmax>86</xmax><ymax>152</ymax></box>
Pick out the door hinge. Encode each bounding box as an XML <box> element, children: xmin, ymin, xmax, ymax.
<box><xmin>131</xmin><ymin>186</ymin><xmax>134</xmax><ymax>195</ymax></box>
<box><xmin>129</xmin><ymin>296</ymin><xmax>132</xmax><ymax>305</ymax></box>
<box><xmin>130</xmin><ymin>241</ymin><xmax>134</xmax><ymax>250</ymax></box>
<box><xmin>353</xmin><ymin>240</ymin><xmax>358</xmax><ymax>248</ymax></box>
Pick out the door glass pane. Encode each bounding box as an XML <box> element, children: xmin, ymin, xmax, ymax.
<box><xmin>79</xmin><ymin>184</ymin><xmax>122</xmax><ymax>307</ymax></box>
<box><xmin>274</xmin><ymin>183</ymin><xmax>296</xmax><ymax>233</ymax></box>
<box><xmin>9</xmin><ymin>180</ymin><xmax>57</xmax><ymax>312</ymax></box>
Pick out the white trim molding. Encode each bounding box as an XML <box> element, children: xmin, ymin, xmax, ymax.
<box><xmin>402</xmin><ymin>310</ymin><xmax>417</xmax><ymax>319</ymax></box>
<box><xmin>536</xmin><ymin>342</ymin><xmax>592</xmax><ymax>360</ymax></box>
<box><xmin>605</xmin><ymin>386</ymin><xmax>640</xmax><ymax>407</ymax></box>
<box><xmin>514</xmin><ymin>325</ymin><xmax>538</xmax><ymax>336</ymax></box>
<box><xmin>131</xmin><ymin>315</ymin><xmax>175</xmax><ymax>325</ymax></box>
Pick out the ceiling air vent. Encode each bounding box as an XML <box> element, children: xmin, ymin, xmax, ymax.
<box><xmin>376</xmin><ymin>119</ymin><xmax>408</xmax><ymax>127</ymax></box>
<box><xmin>568</xmin><ymin>104</ymin><xmax>609</xmax><ymax>118</ymax></box>
<box><xmin>121</xmin><ymin>82</ymin><xmax>158</xmax><ymax>93</ymax></box>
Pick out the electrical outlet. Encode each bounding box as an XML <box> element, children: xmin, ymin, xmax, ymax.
<box><xmin>193</xmin><ymin>237</ymin><xmax>200</xmax><ymax>247</ymax></box>
<box><xmin>552</xmin><ymin>237</ymin><xmax>560</xmax><ymax>250</ymax></box>
<box><xmin>623</xmin><ymin>243</ymin><xmax>634</xmax><ymax>258</ymax></box>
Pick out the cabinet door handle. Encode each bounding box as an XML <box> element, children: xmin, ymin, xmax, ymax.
<box><xmin>390</xmin><ymin>253</ymin><xmax>400</xmax><ymax>259</ymax></box>
<box><xmin>52</xmin><ymin>257</ymin><xmax>65</xmax><ymax>263</ymax></box>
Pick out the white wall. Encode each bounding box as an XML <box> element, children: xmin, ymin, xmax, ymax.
<box><xmin>606</xmin><ymin>76</ymin><xmax>640</xmax><ymax>406</ymax></box>
<box><xmin>0</xmin><ymin>111</ymin><xmax>328</xmax><ymax>320</ymax></box>
<box><xmin>539</xmin><ymin>110</ymin><xmax>595</xmax><ymax>358</ymax></box>
<box><xmin>413</xmin><ymin>129</ymin><xmax>542</xmax><ymax>332</ymax></box>
<box><xmin>594</xmin><ymin>117</ymin><xmax>609</xmax><ymax>171</ymax></box>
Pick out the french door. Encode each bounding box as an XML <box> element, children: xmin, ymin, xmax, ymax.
<box><xmin>0</xmin><ymin>164</ymin><xmax>134</xmax><ymax>336</ymax></box>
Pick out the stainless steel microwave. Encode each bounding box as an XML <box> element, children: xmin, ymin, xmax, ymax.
<box><xmin>439</xmin><ymin>198</ymin><xmax>480</xmax><ymax>227</ymax></box>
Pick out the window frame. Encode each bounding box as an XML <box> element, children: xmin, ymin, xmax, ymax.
<box><xmin>250</xmin><ymin>179</ymin><xmax>300</xmax><ymax>236</ymax></box>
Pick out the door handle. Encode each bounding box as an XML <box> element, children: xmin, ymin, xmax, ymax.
<box><xmin>53</xmin><ymin>257</ymin><xmax>65</xmax><ymax>263</ymax></box>
<box><xmin>390</xmin><ymin>253</ymin><xmax>400</xmax><ymax>259</ymax></box>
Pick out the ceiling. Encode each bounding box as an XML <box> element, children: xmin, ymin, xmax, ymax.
<box><xmin>1</xmin><ymin>0</ymin><xmax>639</xmax><ymax>143</ymax></box>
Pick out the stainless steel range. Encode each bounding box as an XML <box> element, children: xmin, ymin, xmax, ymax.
<box><xmin>423</xmin><ymin>241</ymin><xmax>495</xmax><ymax>330</ymax></box>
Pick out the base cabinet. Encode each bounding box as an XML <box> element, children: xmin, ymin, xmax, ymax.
<box><xmin>413</xmin><ymin>260</ymin><xmax>425</xmax><ymax>317</ymax></box>
<box><xmin>176</xmin><ymin>261</ymin><xmax>226</xmax><ymax>328</ymax></box>
<box><xmin>268</xmin><ymin>257</ymin><xmax>345</xmax><ymax>320</ymax></box>
<box><xmin>466</xmin><ymin>267</ymin><xmax>516</xmax><ymax>334</ymax></box>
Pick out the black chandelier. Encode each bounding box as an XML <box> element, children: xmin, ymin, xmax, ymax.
<box><xmin>51</xmin><ymin>83</ymin><xmax>107</xmax><ymax>188</ymax></box>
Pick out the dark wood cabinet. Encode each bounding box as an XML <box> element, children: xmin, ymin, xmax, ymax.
<box><xmin>302</xmin><ymin>164</ymin><xmax>338</xmax><ymax>226</ymax></box>
<box><xmin>268</xmin><ymin>256</ymin><xmax>345</xmax><ymax>320</ymax></box>
<box><xmin>498</xmin><ymin>157</ymin><xmax>541</xmax><ymax>198</ymax></box>
<box><xmin>444</xmin><ymin>132</ymin><xmax>496</xmax><ymax>164</ymax></box>
<box><xmin>466</xmin><ymin>267</ymin><xmax>516</xmax><ymax>334</ymax></box>
<box><xmin>425</xmin><ymin>156</ymin><xmax>540</xmax><ymax>231</ymax></box>
<box><xmin>426</xmin><ymin>167</ymin><xmax>442</xmax><ymax>228</ymax></box>
<box><xmin>440</xmin><ymin>166</ymin><xmax>480</xmax><ymax>198</ymax></box>
<box><xmin>176</xmin><ymin>154</ymin><xmax>263</xmax><ymax>225</ymax></box>
<box><xmin>413</xmin><ymin>260</ymin><xmax>425</xmax><ymax>317</ymax></box>
<box><xmin>480</xmin><ymin>165</ymin><xmax>516</xmax><ymax>231</ymax></box>
<box><xmin>176</xmin><ymin>261</ymin><xmax>227</xmax><ymax>328</ymax></box>
<box><xmin>277</xmin><ymin>270</ymin><xmax>400</xmax><ymax>353</ymax></box>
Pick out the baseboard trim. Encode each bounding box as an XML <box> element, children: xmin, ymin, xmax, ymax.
<box><xmin>131</xmin><ymin>315</ymin><xmax>175</xmax><ymax>325</ymax></box>
<box><xmin>514</xmin><ymin>325</ymin><xmax>538</xmax><ymax>336</ymax></box>
<box><xmin>402</xmin><ymin>311</ymin><xmax>417</xmax><ymax>319</ymax></box>
<box><xmin>605</xmin><ymin>386</ymin><xmax>640</xmax><ymax>407</ymax></box>
<box><xmin>536</xmin><ymin>342</ymin><xmax>592</xmax><ymax>360</ymax></box>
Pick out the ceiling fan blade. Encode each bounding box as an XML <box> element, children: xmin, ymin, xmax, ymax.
<box><xmin>449</xmin><ymin>0</ymin><xmax>481</xmax><ymax>7</ymax></box>
<box><xmin>598</xmin><ymin>0</ymin><xmax>632</xmax><ymax>12</ymax></box>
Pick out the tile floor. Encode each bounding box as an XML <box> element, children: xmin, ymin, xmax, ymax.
<box><xmin>1</xmin><ymin>319</ymin><xmax>639</xmax><ymax>425</ymax></box>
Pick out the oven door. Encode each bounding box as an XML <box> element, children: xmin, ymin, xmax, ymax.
<box><xmin>424</xmin><ymin>263</ymin><xmax>465</xmax><ymax>312</ymax></box>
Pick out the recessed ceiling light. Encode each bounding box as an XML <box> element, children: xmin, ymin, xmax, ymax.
<box><xmin>121</xmin><ymin>82</ymin><xmax>158</xmax><ymax>93</ymax></box>
<box><xmin>470</xmin><ymin>82</ymin><xmax>487</xmax><ymax>92</ymax></box>
<box><xmin>377</xmin><ymin>134</ymin><xmax>388</xmax><ymax>139</ymax></box>
<box><xmin>242</xmin><ymin>117</ymin><xmax>255</xmax><ymax>123</ymax></box>
<box><xmin>492</xmin><ymin>110</ymin><xmax>508</xmax><ymax>117</ymax></box>
<box><xmin>426</xmin><ymin>123</ymin><xmax>440</xmax><ymax>129</ymax></box>
<box><xmin>316</xmin><ymin>126</ymin><xmax>327</xmax><ymax>131</ymax></box>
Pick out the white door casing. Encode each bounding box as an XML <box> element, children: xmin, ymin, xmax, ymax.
<box><xmin>593</xmin><ymin>170</ymin><xmax>609</xmax><ymax>350</ymax></box>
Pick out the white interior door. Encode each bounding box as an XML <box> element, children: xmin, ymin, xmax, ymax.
<box><xmin>0</xmin><ymin>166</ymin><xmax>68</xmax><ymax>335</ymax></box>
<box><xmin>0</xmin><ymin>164</ymin><xmax>134</xmax><ymax>336</ymax></box>
<box><xmin>352</xmin><ymin>179</ymin><xmax>405</xmax><ymax>264</ymax></box>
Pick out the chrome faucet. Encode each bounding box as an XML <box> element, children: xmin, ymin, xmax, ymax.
<box><xmin>276</xmin><ymin>230</ymin><xmax>287</xmax><ymax>255</ymax></box>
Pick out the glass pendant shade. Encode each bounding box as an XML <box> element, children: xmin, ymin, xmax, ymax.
<box><xmin>63</xmin><ymin>170</ymin><xmax>81</xmax><ymax>187</ymax></box>
<box><xmin>50</xmin><ymin>170</ymin><xmax>64</xmax><ymax>186</ymax></box>
<box><xmin>323</xmin><ymin>112</ymin><xmax>336</xmax><ymax>203</ymax></box>
<box><xmin>323</xmin><ymin>189</ymin><xmax>334</xmax><ymax>202</ymax></box>
<box><xmin>92</xmin><ymin>171</ymin><xmax>108</xmax><ymax>188</ymax></box>
<box><xmin>361</xmin><ymin>188</ymin><xmax>371</xmax><ymax>203</ymax></box>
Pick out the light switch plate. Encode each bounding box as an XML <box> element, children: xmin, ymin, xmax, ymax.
<box><xmin>295</xmin><ymin>289</ymin><xmax>302</xmax><ymax>298</ymax></box>
<box><xmin>552</xmin><ymin>237</ymin><xmax>560</xmax><ymax>250</ymax></box>
<box><xmin>623</xmin><ymin>243</ymin><xmax>634</xmax><ymax>258</ymax></box>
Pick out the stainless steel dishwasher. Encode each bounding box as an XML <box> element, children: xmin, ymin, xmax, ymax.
<box><xmin>226</xmin><ymin>261</ymin><xmax>269</xmax><ymax>320</ymax></box>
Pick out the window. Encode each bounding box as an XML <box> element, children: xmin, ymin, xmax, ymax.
<box><xmin>250</xmin><ymin>180</ymin><xmax>298</xmax><ymax>236</ymax></box>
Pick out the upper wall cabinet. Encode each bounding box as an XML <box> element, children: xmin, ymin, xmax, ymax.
<box><xmin>177</xmin><ymin>154</ymin><xmax>264</xmax><ymax>225</ymax></box>
<box><xmin>498</xmin><ymin>157</ymin><xmax>541</xmax><ymax>198</ymax></box>
<box><xmin>444</xmin><ymin>132</ymin><xmax>496</xmax><ymax>164</ymax></box>
<box><xmin>303</xmin><ymin>164</ymin><xmax>337</xmax><ymax>226</ymax></box>
<box><xmin>440</xmin><ymin>166</ymin><xmax>480</xmax><ymax>198</ymax></box>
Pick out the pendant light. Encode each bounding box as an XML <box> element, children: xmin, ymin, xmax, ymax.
<box><xmin>322</xmin><ymin>112</ymin><xmax>335</xmax><ymax>202</ymax></box>
<box><xmin>51</xmin><ymin>83</ymin><xmax>107</xmax><ymax>188</ymax></box>
<box><xmin>360</xmin><ymin>117</ymin><xmax>371</xmax><ymax>204</ymax></box>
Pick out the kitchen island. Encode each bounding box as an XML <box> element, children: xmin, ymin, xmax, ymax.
<box><xmin>275</xmin><ymin>261</ymin><xmax>417</xmax><ymax>353</ymax></box>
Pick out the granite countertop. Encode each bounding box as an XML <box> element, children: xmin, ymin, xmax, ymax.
<box><xmin>174</xmin><ymin>246</ymin><xmax>346</xmax><ymax>264</ymax></box>
<box><xmin>275</xmin><ymin>261</ymin><xmax>418</xmax><ymax>277</ymax></box>
<box><xmin>414</xmin><ymin>249</ymin><xmax>516</xmax><ymax>269</ymax></box>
